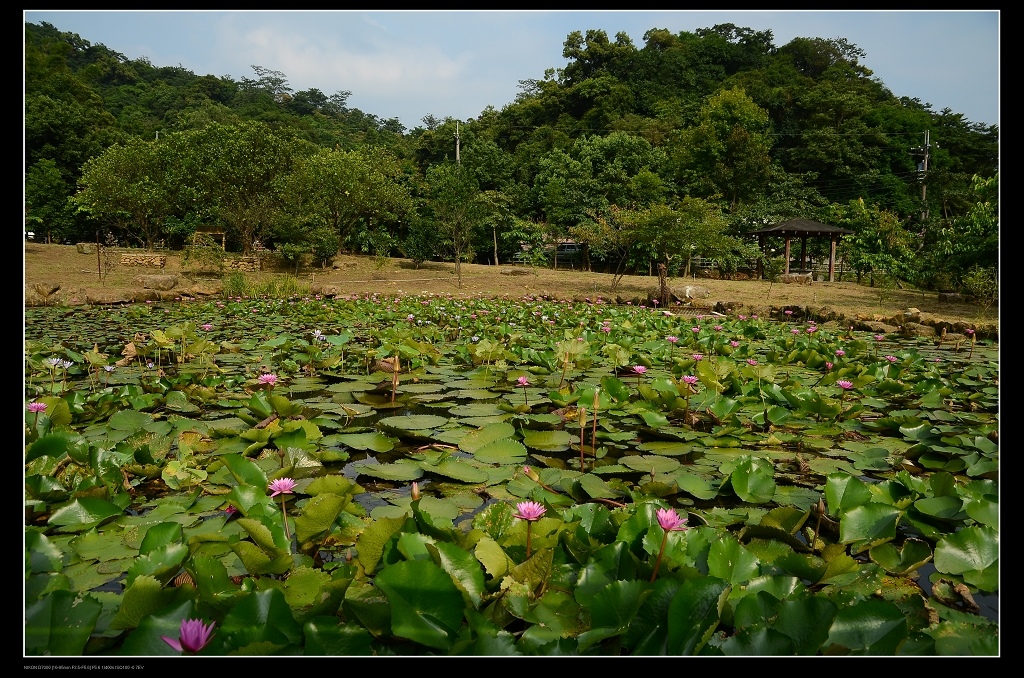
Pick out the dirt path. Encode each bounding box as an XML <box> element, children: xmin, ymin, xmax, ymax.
<box><xmin>24</xmin><ymin>244</ymin><xmax>997</xmax><ymax>336</ymax></box>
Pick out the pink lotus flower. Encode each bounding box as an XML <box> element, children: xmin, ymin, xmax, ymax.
<box><xmin>258</xmin><ymin>373</ymin><xmax>277</xmax><ymax>387</ymax></box>
<box><xmin>806</xmin><ymin>326</ymin><xmax>817</xmax><ymax>334</ymax></box>
<box><xmin>714</xmin><ymin>325</ymin><xmax>723</xmax><ymax>331</ymax></box>
<box><xmin>666</xmin><ymin>336</ymin><xmax>678</xmax><ymax>344</ymax></box>
<box><xmin>201</xmin><ymin>323</ymin><xmax>213</xmax><ymax>331</ymax></box>
<box><xmin>836</xmin><ymin>380</ymin><xmax>854</xmax><ymax>390</ymax></box>
<box><xmin>884</xmin><ymin>355</ymin><xmax>898</xmax><ymax>363</ymax></box>
<box><xmin>162</xmin><ymin>618</ymin><xmax>215</xmax><ymax>654</ymax></box>
<box><xmin>514</xmin><ymin>501</ymin><xmax>546</xmax><ymax>522</ymax></box>
<box><xmin>730</xmin><ymin>340</ymin><xmax>739</xmax><ymax>347</ymax></box>
<box><xmin>692</xmin><ymin>353</ymin><xmax>703</xmax><ymax>361</ymax></box>
<box><xmin>651</xmin><ymin>509</ymin><xmax>688</xmax><ymax>582</ymax></box>
<box><xmin>691</xmin><ymin>327</ymin><xmax>700</xmax><ymax>333</ymax></box>
<box><xmin>747</xmin><ymin>359</ymin><xmax>758</xmax><ymax>366</ymax></box>
<box><xmin>682</xmin><ymin>375</ymin><xmax>699</xmax><ymax>385</ymax></box>
<box><xmin>268</xmin><ymin>477</ymin><xmax>297</xmax><ymax>497</ymax></box>
<box><xmin>632</xmin><ymin>365</ymin><xmax>648</xmax><ymax>375</ymax></box>
<box><xmin>656</xmin><ymin>508</ymin><xmax>688</xmax><ymax>532</ymax></box>
<box><xmin>835</xmin><ymin>349</ymin><xmax>845</xmax><ymax>357</ymax></box>
<box><xmin>792</xmin><ymin>329</ymin><xmax>801</xmax><ymax>335</ymax></box>
<box><xmin>517</xmin><ymin>376</ymin><xmax>530</xmax><ymax>387</ymax></box>
<box><xmin>874</xmin><ymin>334</ymin><xmax>885</xmax><ymax>341</ymax></box>
<box><xmin>738</xmin><ymin>315</ymin><xmax>747</xmax><ymax>320</ymax></box>
<box><xmin>515</xmin><ymin>500</ymin><xmax>547</xmax><ymax>559</ymax></box>
<box><xmin>27</xmin><ymin>402</ymin><xmax>47</xmax><ymax>414</ymax></box>
<box><xmin>784</xmin><ymin>310</ymin><xmax>793</xmax><ymax>316</ymax></box>
<box><xmin>825</xmin><ymin>361</ymin><xmax>834</xmax><ymax>370</ymax></box>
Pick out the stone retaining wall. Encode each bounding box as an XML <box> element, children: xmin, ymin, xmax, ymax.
<box><xmin>222</xmin><ymin>256</ymin><xmax>262</xmax><ymax>272</ymax></box>
<box><xmin>120</xmin><ymin>253</ymin><xmax>166</xmax><ymax>268</ymax></box>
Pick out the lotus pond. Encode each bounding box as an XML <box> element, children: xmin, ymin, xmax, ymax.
<box><xmin>24</xmin><ymin>292</ymin><xmax>999</xmax><ymax>656</ymax></box>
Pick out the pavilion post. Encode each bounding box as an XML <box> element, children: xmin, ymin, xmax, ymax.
<box><xmin>784</xmin><ymin>238</ymin><xmax>791</xmax><ymax>274</ymax></box>
<box><xmin>829</xmin><ymin>236</ymin><xmax>837</xmax><ymax>282</ymax></box>
<box><xmin>757</xmin><ymin>235</ymin><xmax>765</xmax><ymax>279</ymax></box>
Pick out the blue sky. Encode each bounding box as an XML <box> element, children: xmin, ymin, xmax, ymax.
<box><xmin>24</xmin><ymin>10</ymin><xmax>999</xmax><ymax>132</ymax></box>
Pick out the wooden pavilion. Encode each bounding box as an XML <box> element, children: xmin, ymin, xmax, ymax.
<box><xmin>748</xmin><ymin>219</ymin><xmax>853</xmax><ymax>282</ymax></box>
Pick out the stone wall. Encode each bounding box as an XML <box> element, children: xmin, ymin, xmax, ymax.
<box><xmin>120</xmin><ymin>253</ymin><xmax>166</xmax><ymax>268</ymax></box>
<box><xmin>222</xmin><ymin>256</ymin><xmax>262</xmax><ymax>272</ymax></box>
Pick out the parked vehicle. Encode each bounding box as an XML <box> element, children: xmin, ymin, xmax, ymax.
<box><xmin>549</xmin><ymin>242</ymin><xmax>582</xmax><ymax>267</ymax></box>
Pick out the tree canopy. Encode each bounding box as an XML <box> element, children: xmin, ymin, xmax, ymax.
<box><xmin>25</xmin><ymin>20</ymin><xmax>998</xmax><ymax>290</ymax></box>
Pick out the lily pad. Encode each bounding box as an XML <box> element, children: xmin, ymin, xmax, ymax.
<box><xmin>378</xmin><ymin>414</ymin><xmax>450</xmax><ymax>431</ymax></box>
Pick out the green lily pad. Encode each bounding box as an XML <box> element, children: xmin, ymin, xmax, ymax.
<box><xmin>378</xmin><ymin>414</ymin><xmax>450</xmax><ymax>431</ymax></box>
<box><xmin>471</xmin><ymin>439</ymin><xmax>529</xmax><ymax>465</ymax></box>
<box><xmin>355</xmin><ymin>462</ymin><xmax>425</xmax><ymax>482</ymax></box>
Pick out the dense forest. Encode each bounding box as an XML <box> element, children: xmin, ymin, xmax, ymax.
<box><xmin>24</xmin><ymin>21</ymin><xmax>998</xmax><ymax>293</ymax></box>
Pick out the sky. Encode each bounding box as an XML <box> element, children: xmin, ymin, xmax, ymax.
<box><xmin>24</xmin><ymin>10</ymin><xmax>999</xmax><ymax>133</ymax></box>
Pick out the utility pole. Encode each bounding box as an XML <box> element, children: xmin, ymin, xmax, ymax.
<box><xmin>454</xmin><ymin>121</ymin><xmax>461</xmax><ymax>165</ymax></box>
<box><xmin>910</xmin><ymin>130</ymin><xmax>933</xmax><ymax>224</ymax></box>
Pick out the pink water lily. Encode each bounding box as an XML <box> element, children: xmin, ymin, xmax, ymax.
<box><xmin>269</xmin><ymin>477</ymin><xmax>297</xmax><ymax>497</ymax></box>
<box><xmin>656</xmin><ymin>508</ymin><xmax>688</xmax><ymax>532</ymax></box>
<box><xmin>27</xmin><ymin>402</ymin><xmax>47</xmax><ymax>414</ymax></box>
<box><xmin>162</xmin><ymin>618</ymin><xmax>215</xmax><ymax>654</ymax></box>
<box><xmin>269</xmin><ymin>478</ymin><xmax>297</xmax><ymax>542</ymax></box>
<box><xmin>514</xmin><ymin>501</ymin><xmax>546</xmax><ymax>522</ymax></box>
<box><xmin>514</xmin><ymin>501</ymin><xmax>547</xmax><ymax>559</ymax></box>
<box><xmin>517</xmin><ymin>375</ymin><xmax>531</xmax><ymax>406</ymax></box>
<box><xmin>258</xmin><ymin>373</ymin><xmax>278</xmax><ymax>387</ymax></box>
<box><xmin>681</xmin><ymin>375</ymin><xmax>699</xmax><ymax>386</ymax></box>
<box><xmin>651</xmin><ymin>509</ymin><xmax>688</xmax><ymax>582</ymax></box>
<box><xmin>632</xmin><ymin>365</ymin><xmax>648</xmax><ymax>375</ymax></box>
<box><xmin>836</xmin><ymin>380</ymin><xmax>854</xmax><ymax>390</ymax></box>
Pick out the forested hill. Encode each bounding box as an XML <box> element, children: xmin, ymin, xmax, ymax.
<box><xmin>24</xmin><ymin>20</ymin><xmax>998</xmax><ymax>293</ymax></box>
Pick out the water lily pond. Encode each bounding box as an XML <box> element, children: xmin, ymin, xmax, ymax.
<box><xmin>24</xmin><ymin>292</ymin><xmax>999</xmax><ymax>656</ymax></box>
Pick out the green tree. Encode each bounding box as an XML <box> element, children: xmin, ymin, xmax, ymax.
<box><xmin>168</xmin><ymin>121</ymin><xmax>299</xmax><ymax>254</ymax></box>
<box><xmin>671</xmin><ymin>87</ymin><xmax>776</xmax><ymax>212</ymax></box>
<box><xmin>827</xmin><ymin>199</ymin><xmax>917</xmax><ymax>285</ymax></box>
<box><xmin>928</xmin><ymin>173</ymin><xmax>998</xmax><ymax>288</ymax></box>
<box><xmin>281</xmin><ymin>146</ymin><xmax>414</xmax><ymax>254</ymax></box>
<box><xmin>424</xmin><ymin>163</ymin><xmax>486</xmax><ymax>287</ymax></box>
<box><xmin>72</xmin><ymin>137</ymin><xmax>170</xmax><ymax>249</ymax></box>
<box><xmin>25</xmin><ymin>158</ymin><xmax>72</xmax><ymax>243</ymax></box>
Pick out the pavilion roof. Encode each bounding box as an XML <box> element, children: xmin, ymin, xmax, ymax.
<box><xmin>747</xmin><ymin>219</ymin><xmax>853</xmax><ymax>237</ymax></box>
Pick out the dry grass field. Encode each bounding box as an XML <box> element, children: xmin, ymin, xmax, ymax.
<box><xmin>24</xmin><ymin>243</ymin><xmax>997</xmax><ymax>336</ymax></box>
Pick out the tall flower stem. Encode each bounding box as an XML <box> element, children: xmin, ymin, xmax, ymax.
<box><xmin>280</xmin><ymin>497</ymin><xmax>291</xmax><ymax>541</ymax></box>
<box><xmin>525</xmin><ymin>522</ymin><xmax>534</xmax><ymax>559</ymax></box>
<box><xmin>578</xmin><ymin>407</ymin><xmax>587</xmax><ymax>473</ymax></box>
<box><xmin>650</xmin><ymin>531</ymin><xmax>669</xmax><ymax>583</ymax></box>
